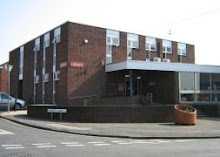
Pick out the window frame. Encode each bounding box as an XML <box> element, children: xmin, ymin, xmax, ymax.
<box><xmin>127</xmin><ymin>33</ymin><xmax>139</xmax><ymax>49</ymax></box>
<box><xmin>54</xmin><ymin>27</ymin><xmax>61</xmax><ymax>43</ymax></box>
<box><xmin>146</xmin><ymin>37</ymin><xmax>157</xmax><ymax>52</ymax></box>
<box><xmin>43</xmin><ymin>73</ymin><xmax>49</xmax><ymax>83</ymax></box>
<box><xmin>162</xmin><ymin>40</ymin><xmax>172</xmax><ymax>54</ymax></box>
<box><xmin>44</xmin><ymin>33</ymin><xmax>50</xmax><ymax>48</ymax></box>
<box><xmin>35</xmin><ymin>37</ymin><xmax>40</xmax><ymax>51</ymax></box>
<box><xmin>106</xmin><ymin>30</ymin><xmax>120</xmax><ymax>46</ymax></box>
<box><xmin>53</xmin><ymin>70</ymin><xmax>60</xmax><ymax>81</ymax></box>
<box><xmin>178</xmin><ymin>43</ymin><xmax>187</xmax><ymax>56</ymax></box>
<box><xmin>106</xmin><ymin>45</ymin><xmax>112</xmax><ymax>64</ymax></box>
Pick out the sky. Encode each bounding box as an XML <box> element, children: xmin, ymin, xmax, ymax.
<box><xmin>1</xmin><ymin>0</ymin><xmax>220</xmax><ymax>65</ymax></box>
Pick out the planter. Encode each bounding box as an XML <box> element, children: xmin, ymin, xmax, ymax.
<box><xmin>174</xmin><ymin>105</ymin><xmax>197</xmax><ymax>125</ymax></box>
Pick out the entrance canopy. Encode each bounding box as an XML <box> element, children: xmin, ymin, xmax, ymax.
<box><xmin>105</xmin><ymin>60</ymin><xmax>220</xmax><ymax>74</ymax></box>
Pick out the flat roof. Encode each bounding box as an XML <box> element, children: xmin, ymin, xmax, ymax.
<box><xmin>105</xmin><ymin>60</ymin><xmax>220</xmax><ymax>73</ymax></box>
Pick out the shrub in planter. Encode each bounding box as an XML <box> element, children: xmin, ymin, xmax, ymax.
<box><xmin>174</xmin><ymin>105</ymin><xmax>197</xmax><ymax>125</ymax></box>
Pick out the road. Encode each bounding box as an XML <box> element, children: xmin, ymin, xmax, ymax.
<box><xmin>0</xmin><ymin>118</ymin><xmax>220</xmax><ymax>157</ymax></box>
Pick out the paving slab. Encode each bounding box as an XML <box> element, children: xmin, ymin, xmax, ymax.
<box><xmin>1</xmin><ymin>110</ymin><xmax>220</xmax><ymax>139</ymax></box>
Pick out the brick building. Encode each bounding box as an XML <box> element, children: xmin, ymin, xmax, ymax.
<box><xmin>0</xmin><ymin>62</ymin><xmax>8</xmax><ymax>93</ymax></box>
<box><xmin>9</xmin><ymin>21</ymin><xmax>220</xmax><ymax>106</ymax></box>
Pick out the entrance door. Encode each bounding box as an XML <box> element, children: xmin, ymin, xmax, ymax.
<box><xmin>125</xmin><ymin>75</ymin><xmax>142</xmax><ymax>96</ymax></box>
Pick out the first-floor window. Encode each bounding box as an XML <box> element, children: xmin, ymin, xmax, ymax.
<box><xmin>106</xmin><ymin>45</ymin><xmax>112</xmax><ymax>64</ymax></box>
<box><xmin>127</xmin><ymin>47</ymin><xmax>132</xmax><ymax>60</ymax></box>
<box><xmin>53</xmin><ymin>71</ymin><xmax>60</xmax><ymax>81</ymax></box>
<box><xmin>162</xmin><ymin>40</ymin><xmax>172</xmax><ymax>54</ymax></box>
<box><xmin>35</xmin><ymin>75</ymin><xmax>39</xmax><ymax>84</ymax></box>
<box><xmin>43</xmin><ymin>73</ymin><xmax>49</xmax><ymax>82</ymax></box>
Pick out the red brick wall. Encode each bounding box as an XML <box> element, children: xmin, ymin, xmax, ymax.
<box><xmin>112</xmin><ymin>32</ymin><xmax>127</xmax><ymax>63</ymax></box>
<box><xmin>9</xmin><ymin>50</ymin><xmax>19</xmax><ymax>98</ymax></box>
<box><xmin>0</xmin><ymin>65</ymin><xmax>8</xmax><ymax>93</ymax></box>
<box><xmin>9</xmin><ymin>23</ymin><xmax>68</xmax><ymax>105</ymax></box>
<box><xmin>9</xmin><ymin>21</ymin><xmax>195</xmax><ymax>106</ymax></box>
<box><xmin>67</xmin><ymin>22</ymin><xmax>107</xmax><ymax>104</ymax></box>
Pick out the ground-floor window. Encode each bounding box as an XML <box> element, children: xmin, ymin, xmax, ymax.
<box><xmin>179</xmin><ymin>72</ymin><xmax>220</xmax><ymax>103</ymax></box>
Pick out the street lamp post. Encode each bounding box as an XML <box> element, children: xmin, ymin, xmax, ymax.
<box><xmin>4</xmin><ymin>64</ymin><xmax>13</xmax><ymax>113</ymax></box>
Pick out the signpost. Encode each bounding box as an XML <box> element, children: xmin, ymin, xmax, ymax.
<box><xmin>47</xmin><ymin>109</ymin><xmax>67</xmax><ymax>120</ymax></box>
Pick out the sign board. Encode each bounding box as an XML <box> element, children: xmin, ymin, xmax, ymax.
<box><xmin>70</xmin><ymin>61</ymin><xmax>84</xmax><ymax>68</ymax></box>
<box><xmin>47</xmin><ymin>109</ymin><xmax>67</xmax><ymax>113</ymax></box>
<box><xmin>4</xmin><ymin>64</ymin><xmax>13</xmax><ymax>72</ymax></box>
<box><xmin>60</xmin><ymin>62</ymin><xmax>68</xmax><ymax>68</ymax></box>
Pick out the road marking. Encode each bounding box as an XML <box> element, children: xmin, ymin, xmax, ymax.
<box><xmin>4</xmin><ymin>147</ymin><xmax>25</xmax><ymax>150</ymax></box>
<box><xmin>0</xmin><ymin>129</ymin><xmax>14</xmax><ymax>135</ymax></box>
<box><xmin>32</xmin><ymin>143</ymin><xmax>52</xmax><ymax>146</ymax></box>
<box><xmin>2</xmin><ymin>144</ymin><xmax>22</xmax><ymax>147</ymax></box>
<box><xmin>65</xmin><ymin>144</ymin><xmax>85</xmax><ymax>147</ymax></box>
<box><xmin>36</xmin><ymin>145</ymin><xmax>56</xmax><ymax>148</ymax></box>
<box><xmin>88</xmin><ymin>141</ymin><xmax>105</xmax><ymax>144</ymax></box>
<box><xmin>61</xmin><ymin>142</ymin><xmax>79</xmax><ymax>145</ymax></box>
<box><xmin>133</xmin><ymin>141</ymin><xmax>156</xmax><ymax>144</ymax></box>
<box><xmin>94</xmin><ymin>143</ymin><xmax>111</xmax><ymax>146</ymax></box>
<box><xmin>61</xmin><ymin>142</ymin><xmax>84</xmax><ymax>147</ymax></box>
<box><xmin>2</xmin><ymin>144</ymin><xmax>24</xmax><ymax>150</ymax></box>
<box><xmin>32</xmin><ymin>143</ymin><xmax>56</xmax><ymax>148</ymax></box>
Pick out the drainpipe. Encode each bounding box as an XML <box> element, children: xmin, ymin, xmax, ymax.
<box><xmin>129</xmin><ymin>70</ymin><xmax>133</xmax><ymax>97</ymax></box>
<box><xmin>33</xmin><ymin>47</ymin><xmax>37</xmax><ymax>104</ymax></box>
<box><xmin>52</xmin><ymin>38</ymin><xmax>57</xmax><ymax>104</ymax></box>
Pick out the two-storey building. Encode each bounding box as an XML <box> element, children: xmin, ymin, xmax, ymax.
<box><xmin>9</xmin><ymin>21</ymin><xmax>220</xmax><ymax>106</ymax></box>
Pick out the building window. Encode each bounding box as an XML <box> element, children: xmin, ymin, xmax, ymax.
<box><xmin>43</xmin><ymin>73</ymin><xmax>49</xmax><ymax>82</ymax></box>
<box><xmin>178</xmin><ymin>43</ymin><xmax>186</xmax><ymax>56</ymax></box>
<box><xmin>44</xmin><ymin>33</ymin><xmax>50</xmax><ymax>48</ymax></box>
<box><xmin>35</xmin><ymin>38</ymin><xmax>40</xmax><ymax>51</ymax></box>
<box><xmin>179</xmin><ymin>72</ymin><xmax>195</xmax><ymax>91</ymax></box>
<box><xmin>162</xmin><ymin>40</ymin><xmax>172</xmax><ymax>53</ymax></box>
<box><xmin>211</xmin><ymin>74</ymin><xmax>220</xmax><ymax>91</ymax></box>
<box><xmin>127</xmin><ymin>33</ymin><xmax>139</xmax><ymax>49</ymax></box>
<box><xmin>35</xmin><ymin>75</ymin><xmax>39</xmax><ymax>84</ymax></box>
<box><xmin>54</xmin><ymin>27</ymin><xmax>61</xmax><ymax>43</ymax></box>
<box><xmin>127</xmin><ymin>47</ymin><xmax>132</xmax><ymax>60</ymax></box>
<box><xmin>179</xmin><ymin>72</ymin><xmax>220</xmax><ymax>103</ymax></box>
<box><xmin>19</xmin><ymin>46</ymin><xmax>24</xmax><ymax>80</ymax></box>
<box><xmin>146</xmin><ymin>37</ymin><xmax>157</xmax><ymax>52</ymax></box>
<box><xmin>53</xmin><ymin>71</ymin><xmax>60</xmax><ymax>81</ymax></box>
<box><xmin>106</xmin><ymin>45</ymin><xmax>112</xmax><ymax>64</ymax></box>
<box><xmin>106</xmin><ymin>30</ymin><xmax>120</xmax><ymax>46</ymax></box>
<box><xmin>195</xmin><ymin>73</ymin><xmax>210</xmax><ymax>91</ymax></box>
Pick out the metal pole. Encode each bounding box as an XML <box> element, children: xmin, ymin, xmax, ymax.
<box><xmin>7</xmin><ymin>64</ymin><xmax>10</xmax><ymax>113</ymax></box>
<box><xmin>129</xmin><ymin>70</ymin><xmax>133</xmax><ymax>97</ymax></box>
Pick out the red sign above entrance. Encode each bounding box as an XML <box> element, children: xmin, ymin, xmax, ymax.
<box><xmin>70</xmin><ymin>61</ymin><xmax>84</xmax><ymax>68</ymax></box>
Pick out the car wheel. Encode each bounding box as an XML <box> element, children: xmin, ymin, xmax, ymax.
<box><xmin>14</xmin><ymin>104</ymin><xmax>21</xmax><ymax>111</ymax></box>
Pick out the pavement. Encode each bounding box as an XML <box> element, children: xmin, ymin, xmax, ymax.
<box><xmin>0</xmin><ymin>110</ymin><xmax>220</xmax><ymax>139</ymax></box>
